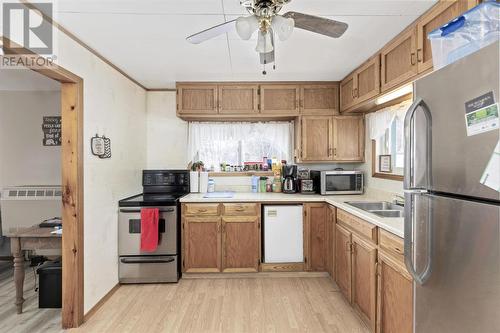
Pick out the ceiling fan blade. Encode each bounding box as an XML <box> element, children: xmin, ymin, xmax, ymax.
<box><xmin>260</xmin><ymin>50</ymin><xmax>275</xmax><ymax>65</ymax></box>
<box><xmin>283</xmin><ymin>12</ymin><xmax>348</xmax><ymax>38</ymax></box>
<box><xmin>186</xmin><ymin>19</ymin><xmax>236</xmax><ymax>44</ymax></box>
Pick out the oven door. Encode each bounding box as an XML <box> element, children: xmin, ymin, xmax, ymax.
<box><xmin>323</xmin><ymin>173</ymin><xmax>362</xmax><ymax>194</ymax></box>
<box><xmin>119</xmin><ymin>255</ymin><xmax>178</xmax><ymax>283</ymax></box>
<box><xmin>118</xmin><ymin>207</ymin><xmax>177</xmax><ymax>255</ymax></box>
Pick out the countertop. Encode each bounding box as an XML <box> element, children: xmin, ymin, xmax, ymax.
<box><xmin>180</xmin><ymin>192</ymin><xmax>404</xmax><ymax>238</ymax></box>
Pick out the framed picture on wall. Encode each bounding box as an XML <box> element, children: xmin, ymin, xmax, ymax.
<box><xmin>379</xmin><ymin>155</ymin><xmax>392</xmax><ymax>173</ymax></box>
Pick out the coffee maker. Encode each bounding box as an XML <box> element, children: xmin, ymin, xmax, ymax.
<box><xmin>282</xmin><ymin>165</ymin><xmax>298</xmax><ymax>193</ymax></box>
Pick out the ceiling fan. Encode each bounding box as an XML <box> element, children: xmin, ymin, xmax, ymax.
<box><xmin>186</xmin><ymin>0</ymin><xmax>348</xmax><ymax>74</ymax></box>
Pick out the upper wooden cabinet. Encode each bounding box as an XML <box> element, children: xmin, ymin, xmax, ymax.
<box><xmin>355</xmin><ymin>55</ymin><xmax>380</xmax><ymax>104</ymax></box>
<box><xmin>301</xmin><ymin>116</ymin><xmax>333</xmax><ymax>162</ymax></box>
<box><xmin>340</xmin><ymin>56</ymin><xmax>380</xmax><ymax>112</ymax></box>
<box><xmin>218</xmin><ymin>85</ymin><xmax>259</xmax><ymax>114</ymax></box>
<box><xmin>340</xmin><ymin>74</ymin><xmax>356</xmax><ymax>111</ymax></box>
<box><xmin>417</xmin><ymin>0</ymin><xmax>473</xmax><ymax>73</ymax></box>
<box><xmin>300</xmin><ymin>84</ymin><xmax>339</xmax><ymax>115</ymax></box>
<box><xmin>260</xmin><ymin>84</ymin><xmax>300</xmax><ymax>115</ymax></box>
<box><xmin>304</xmin><ymin>203</ymin><xmax>327</xmax><ymax>271</ymax></box>
<box><xmin>332</xmin><ymin>116</ymin><xmax>365</xmax><ymax>162</ymax></box>
<box><xmin>177</xmin><ymin>84</ymin><xmax>218</xmax><ymax>115</ymax></box>
<box><xmin>380</xmin><ymin>27</ymin><xmax>418</xmax><ymax>92</ymax></box>
<box><xmin>299</xmin><ymin>115</ymin><xmax>365</xmax><ymax>163</ymax></box>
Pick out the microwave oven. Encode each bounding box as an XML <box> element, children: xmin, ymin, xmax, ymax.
<box><xmin>310</xmin><ymin>170</ymin><xmax>364</xmax><ymax>195</ymax></box>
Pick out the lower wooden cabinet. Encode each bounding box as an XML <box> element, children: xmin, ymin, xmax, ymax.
<box><xmin>352</xmin><ymin>234</ymin><xmax>377</xmax><ymax>332</ymax></box>
<box><xmin>335</xmin><ymin>209</ymin><xmax>413</xmax><ymax>333</ymax></box>
<box><xmin>335</xmin><ymin>223</ymin><xmax>352</xmax><ymax>302</ymax></box>
<box><xmin>222</xmin><ymin>216</ymin><xmax>260</xmax><ymax>272</ymax></box>
<box><xmin>326</xmin><ymin>205</ymin><xmax>336</xmax><ymax>277</ymax></box>
<box><xmin>183</xmin><ymin>203</ymin><xmax>261</xmax><ymax>273</ymax></box>
<box><xmin>377</xmin><ymin>252</ymin><xmax>413</xmax><ymax>333</ymax></box>
<box><xmin>304</xmin><ymin>203</ymin><xmax>328</xmax><ymax>271</ymax></box>
<box><xmin>183</xmin><ymin>216</ymin><xmax>222</xmax><ymax>273</ymax></box>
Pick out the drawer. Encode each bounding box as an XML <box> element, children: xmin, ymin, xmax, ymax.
<box><xmin>222</xmin><ymin>203</ymin><xmax>259</xmax><ymax>216</ymax></box>
<box><xmin>184</xmin><ymin>203</ymin><xmax>220</xmax><ymax>216</ymax></box>
<box><xmin>379</xmin><ymin>229</ymin><xmax>404</xmax><ymax>262</ymax></box>
<box><xmin>337</xmin><ymin>209</ymin><xmax>377</xmax><ymax>243</ymax></box>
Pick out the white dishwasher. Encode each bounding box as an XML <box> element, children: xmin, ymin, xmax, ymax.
<box><xmin>263</xmin><ymin>205</ymin><xmax>303</xmax><ymax>263</ymax></box>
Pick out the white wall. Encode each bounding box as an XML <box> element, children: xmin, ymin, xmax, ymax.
<box><xmin>360</xmin><ymin>122</ymin><xmax>404</xmax><ymax>195</ymax></box>
<box><xmin>50</xmin><ymin>27</ymin><xmax>147</xmax><ymax>313</ymax></box>
<box><xmin>146</xmin><ymin>91</ymin><xmax>188</xmax><ymax>169</ymax></box>
<box><xmin>0</xmin><ymin>91</ymin><xmax>61</xmax><ymax>188</ymax></box>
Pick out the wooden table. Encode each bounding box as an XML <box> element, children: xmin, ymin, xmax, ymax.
<box><xmin>5</xmin><ymin>226</ymin><xmax>62</xmax><ymax>314</ymax></box>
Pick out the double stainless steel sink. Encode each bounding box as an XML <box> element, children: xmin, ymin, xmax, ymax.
<box><xmin>345</xmin><ymin>201</ymin><xmax>404</xmax><ymax>218</ymax></box>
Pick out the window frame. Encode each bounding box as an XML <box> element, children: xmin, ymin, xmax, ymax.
<box><xmin>371</xmin><ymin>139</ymin><xmax>404</xmax><ymax>181</ymax></box>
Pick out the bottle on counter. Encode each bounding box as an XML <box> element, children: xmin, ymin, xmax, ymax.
<box><xmin>272</xmin><ymin>177</ymin><xmax>282</xmax><ymax>192</ymax></box>
<box><xmin>266</xmin><ymin>177</ymin><xmax>273</xmax><ymax>192</ymax></box>
<box><xmin>259</xmin><ymin>177</ymin><xmax>267</xmax><ymax>193</ymax></box>
<box><xmin>207</xmin><ymin>178</ymin><xmax>215</xmax><ymax>193</ymax></box>
<box><xmin>251</xmin><ymin>176</ymin><xmax>258</xmax><ymax>193</ymax></box>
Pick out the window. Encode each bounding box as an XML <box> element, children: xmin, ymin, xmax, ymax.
<box><xmin>367</xmin><ymin>100</ymin><xmax>410</xmax><ymax>179</ymax></box>
<box><xmin>187</xmin><ymin>122</ymin><xmax>293</xmax><ymax>170</ymax></box>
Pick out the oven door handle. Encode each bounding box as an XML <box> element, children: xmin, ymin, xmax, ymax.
<box><xmin>120</xmin><ymin>257</ymin><xmax>175</xmax><ymax>264</ymax></box>
<box><xmin>119</xmin><ymin>208</ymin><xmax>175</xmax><ymax>213</ymax></box>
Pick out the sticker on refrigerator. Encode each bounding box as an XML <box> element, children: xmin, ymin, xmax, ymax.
<box><xmin>480</xmin><ymin>141</ymin><xmax>500</xmax><ymax>192</ymax></box>
<box><xmin>464</xmin><ymin>92</ymin><xmax>499</xmax><ymax>137</ymax></box>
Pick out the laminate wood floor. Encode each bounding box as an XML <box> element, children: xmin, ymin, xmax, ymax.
<box><xmin>0</xmin><ymin>260</ymin><xmax>62</xmax><ymax>333</ymax></box>
<box><xmin>72</xmin><ymin>276</ymin><xmax>370</xmax><ymax>333</ymax></box>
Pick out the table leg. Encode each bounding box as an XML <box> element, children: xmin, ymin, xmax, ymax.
<box><xmin>11</xmin><ymin>237</ymin><xmax>25</xmax><ymax>314</ymax></box>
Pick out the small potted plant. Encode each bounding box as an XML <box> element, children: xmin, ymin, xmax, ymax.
<box><xmin>191</xmin><ymin>161</ymin><xmax>205</xmax><ymax>172</ymax></box>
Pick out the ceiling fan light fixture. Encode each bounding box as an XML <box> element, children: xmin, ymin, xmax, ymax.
<box><xmin>271</xmin><ymin>15</ymin><xmax>294</xmax><ymax>41</ymax></box>
<box><xmin>236</xmin><ymin>15</ymin><xmax>259</xmax><ymax>40</ymax></box>
<box><xmin>255</xmin><ymin>31</ymin><xmax>274</xmax><ymax>53</ymax></box>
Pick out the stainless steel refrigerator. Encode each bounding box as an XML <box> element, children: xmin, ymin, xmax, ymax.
<box><xmin>404</xmin><ymin>41</ymin><xmax>500</xmax><ymax>333</ymax></box>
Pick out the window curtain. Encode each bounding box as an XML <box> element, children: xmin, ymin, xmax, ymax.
<box><xmin>366</xmin><ymin>100</ymin><xmax>412</xmax><ymax>140</ymax></box>
<box><xmin>187</xmin><ymin>122</ymin><xmax>294</xmax><ymax>166</ymax></box>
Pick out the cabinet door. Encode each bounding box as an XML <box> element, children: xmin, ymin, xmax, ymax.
<box><xmin>417</xmin><ymin>0</ymin><xmax>472</xmax><ymax>73</ymax></box>
<box><xmin>326</xmin><ymin>205</ymin><xmax>336</xmax><ymax>277</ymax></box>
<box><xmin>352</xmin><ymin>234</ymin><xmax>377</xmax><ymax>332</ymax></box>
<box><xmin>300</xmin><ymin>84</ymin><xmax>339</xmax><ymax>115</ymax></box>
<box><xmin>340</xmin><ymin>74</ymin><xmax>356</xmax><ymax>111</ymax></box>
<box><xmin>304</xmin><ymin>203</ymin><xmax>327</xmax><ymax>271</ymax></box>
<box><xmin>380</xmin><ymin>27</ymin><xmax>417</xmax><ymax>92</ymax></box>
<box><xmin>218</xmin><ymin>84</ymin><xmax>259</xmax><ymax>114</ymax></box>
<box><xmin>332</xmin><ymin>116</ymin><xmax>365</xmax><ymax>162</ymax></box>
<box><xmin>260</xmin><ymin>84</ymin><xmax>300</xmax><ymax>115</ymax></box>
<box><xmin>301</xmin><ymin>116</ymin><xmax>333</xmax><ymax>161</ymax></box>
<box><xmin>222</xmin><ymin>216</ymin><xmax>260</xmax><ymax>272</ymax></box>
<box><xmin>355</xmin><ymin>55</ymin><xmax>380</xmax><ymax>104</ymax></box>
<box><xmin>377</xmin><ymin>252</ymin><xmax>413</xmax><ymax>333</ymax></box>
<box><xmin>177</xmin><ymin>84</ymin><xmax>218</xmax><ymax>115</ymax></box>
<box><xmin>183</xmin><ymin>217</ymin><xmax>221</xmax><ymax>272</ymax></box>
<box><xmin>335</xmin><ymin>223</ymin><xmax>352</xmax><ymax>302</ymax></box>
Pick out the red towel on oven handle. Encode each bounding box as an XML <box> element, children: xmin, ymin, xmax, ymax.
<box><xmin>140</xmin><ymin>208</ymin><xmax>159</xmax><ymax>252</ymax></box>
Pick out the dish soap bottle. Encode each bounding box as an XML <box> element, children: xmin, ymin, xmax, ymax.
<box><xmin>207</xmin><ymin>178</ymin><xmax>215</xmax><ymax>193</ymax></box>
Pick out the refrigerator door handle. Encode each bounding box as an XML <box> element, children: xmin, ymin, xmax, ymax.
<box><xmin>404</xmin><ymin>97</ymin><xmax>432</xmax><ymax>190</ymax></box>
<box><xmin>404</xmin><ymin>190</ymin><xmax>432</xmax><ymax>285</ymax></box>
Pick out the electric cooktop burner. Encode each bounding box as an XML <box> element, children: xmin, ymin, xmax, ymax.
<box><xmin>118</xmin><ymin>193</ymin><xmax>185</xmax><ymax>207</ymax></box>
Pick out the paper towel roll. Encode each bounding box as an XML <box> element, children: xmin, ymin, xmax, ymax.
<box><xmin>199</xmin><ymin>172</ymin><xmax>209</xmax><ymax>193</ymax></box>
<box><xmin>190</xmin><ymin>171</ymin><xmax>199</xmax><ymax>193</ymax></box>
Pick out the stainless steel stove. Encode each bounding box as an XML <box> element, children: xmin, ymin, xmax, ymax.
<box><xmin>118</xmin><ymin>170</ymin><xmax>189</xmax><ymax>283</ymax></box>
